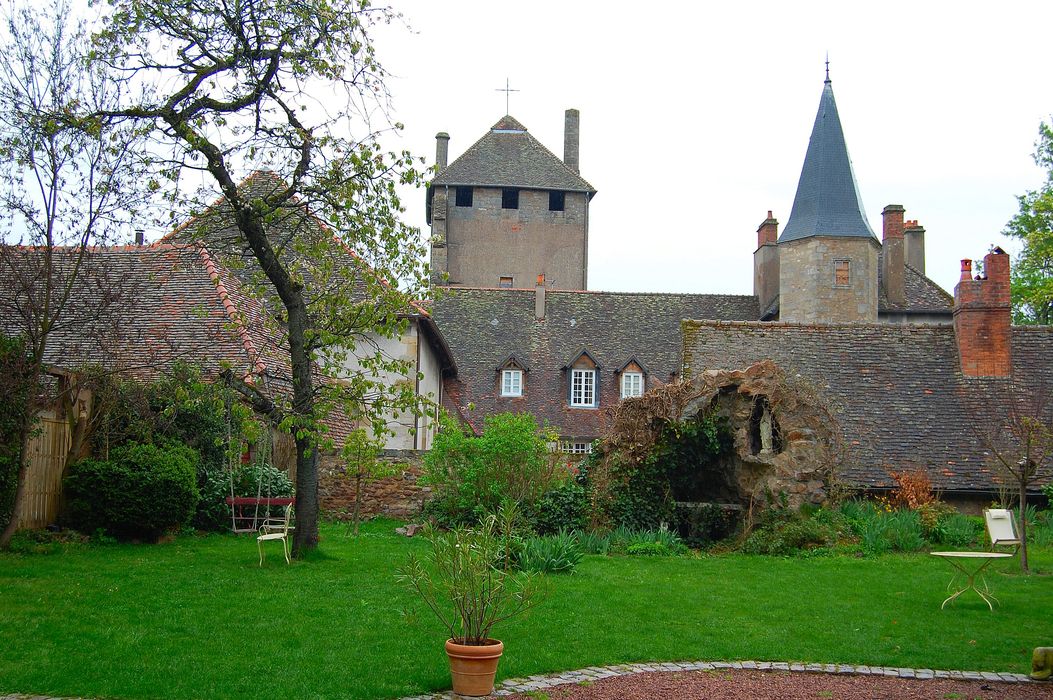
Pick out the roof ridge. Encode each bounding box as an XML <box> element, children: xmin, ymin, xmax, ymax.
<box><xmin>684</xmin><ymin>319</ymin><xmax>951</xmax><ymax>330</ymax></box>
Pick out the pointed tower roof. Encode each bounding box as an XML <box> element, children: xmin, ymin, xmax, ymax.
<box><xmin>778</xmin><ymin>76</ymin><xmax>876</xmax><ymax>243</ymax></box>
<box><xmin>431</xmin><ymin>115</ymin><xmax>595</xmax><ymax>195</ymax></box>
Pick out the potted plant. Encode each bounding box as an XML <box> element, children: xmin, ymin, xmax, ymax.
<box><xmin>398</xmin><ymin>504</ymin><xmax>544</xmax><ymax>697</ymax></box>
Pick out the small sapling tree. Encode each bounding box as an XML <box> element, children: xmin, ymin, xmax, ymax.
<box><xmin>340</xmin><ymin>428</ymin><xmax>392</xmax><ymax>536</ymax></box>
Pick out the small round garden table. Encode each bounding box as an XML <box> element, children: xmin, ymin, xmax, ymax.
<box><xmin>930</xmin><ymin>551</ymin><xmax>1013</xmax><ymax>610</ymax></box>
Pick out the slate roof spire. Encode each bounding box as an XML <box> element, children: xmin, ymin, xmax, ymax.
<box><xmin>778</xmin><ymin>72</ymin><xmax>876</xmax><ymax>243</ymax></box>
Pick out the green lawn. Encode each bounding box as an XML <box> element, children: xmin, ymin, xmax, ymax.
<box><xmin>1</xmin><ymin>521</ymin><xmax>1050</xmax><ymax>700</ymax></box>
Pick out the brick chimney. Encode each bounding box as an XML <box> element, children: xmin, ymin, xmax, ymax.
<box><xmin>564</xmin><ymin>109</ymin><xmax>580</xmax><ymax>173</ymax></box>
<box><xmin>435</xmin><ymin>132</ymin><xmax>450</xmax><ymax>170</ymax></box>
<box><xmin>881</xmin><ymin>205</ymin><xmax>905</xmax><ymax>308</ymax></box>
<box><xmin>535</xmin><ymin>274</ymin><xmax>546</xmax><ymax>320</ymax></box>
<box><xmin>954</xmin><ymin>248</ymin><xmax>1012</xmax><ymax>377</ymax></box>
<box><xmin>904</xmin><ymin>220</ymin><xmax>925</xmax><ymax>274</ymax></box>
<box><xmin>753</xmin><ymin>211</ymin><xmax>779</xmax><ymax>316</ymax></box>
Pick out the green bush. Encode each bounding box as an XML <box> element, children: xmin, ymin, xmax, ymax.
<box><xmin>195</xmin><ymin>461</ymin><xmax>293</xmax><ymax>531</ymax></box>
<box><xmin>519</xmin><ymin>530</ymin><xmax>582</xmax><ymax>574</ymax></box>
<box><xmin>421</xmin><ymin>413</ymin><xmax>564</xmax><ymax>527</ymax></box>
<box><xmin>936</xmin><ymin>513</ymin><xmax>983</xmax><ymax>548</ymax></box>
<box><xmin>884</xmin><ymin>509</ymin><xmax>926</xmax><ymax>552</ymax></box>
<box><xmin>1032</xmin><ymin>509</ymin><xmax>1053</xmax><ymax>547</ymax></box>
<box><xmin>532</xmin><ymin>481</ymin><xmax>588</xmax><ymax>535</ymax></box>
<box><xmin>65</xmin><ymin>442</ymin><xmax>200</xmax><ymax>540</ymax></box>
<box><xmin>574</xmin><ymin>530</ymin><xmax>610</xmax><ymax>555</ymax></box>
<box><xmin>740</xmin><ymin>504</ymin><xmax>845</xmax><ymax>556</ymax></box>
<box><xmin>625</xmin><ymin>541</ymin><xmax>674</xmax><ymax>557</ymax></box>
<box><xmin>607</xmin><ymin>525</ymin><xmax>687</xmax><ymax>556</ymax></box>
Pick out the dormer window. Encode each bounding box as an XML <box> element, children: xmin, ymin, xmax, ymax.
<box><xmin>501</xmin><ymin>369</ymin><xmax>522</xmax><ymax>397</ymax></box>
<box><xmin>564</xmin><ymin>350</ymin><xmax>600</xmax><ymax>408</ymax></box>
<box><xmin>455</xmin><ymin>186</ymin><xmax>473</xmax><ymax>207</ymax></box>
<box><xmin>496</xmin><ymin>356</ymin><xmax>528</xmax><ymax>398</ymax></box>
<box><xmin>502</xmin><ymin>188</ymin><xmax>519</xmax><ymax>210</ymax></box>
<box><xmin>621</xmin><ymin>372</ymin><xmax>643</xmax><ymax>398</ymax></box>
<box><xmin>616</xmin><ymin>357</ymin><xmax>648</xmax><ymax>400</ymax></box>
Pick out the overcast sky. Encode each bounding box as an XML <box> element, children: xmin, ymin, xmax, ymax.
<box><xmin>371</xmin><ymin>0</ymin><xmax>1053</xmax><ymax>297</ymax></box>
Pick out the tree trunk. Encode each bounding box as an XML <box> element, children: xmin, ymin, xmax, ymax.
<box><xmin>1018</xmin><ymin>477</ymin><xmax>1029</xmax><ymax>573</ymax></box>
<box><xmin>0</xmin><ymin>408</ymin><xmax>36</xmax><ymax>548</ymax></box>
<box><xmin>287</xmin><ymin>297</ymin><xmax>319</xmax><ymax>557</ymax></box>
<box><xmin>292</xmin><ymin>433</ymin><xmax>319</xmax><ymax>556</ymax></box>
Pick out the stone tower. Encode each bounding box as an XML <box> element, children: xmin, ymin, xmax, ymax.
<box><xmin>776</xmin><ymin>74</ymin><xmax>880</xmax><ymax>323</ymax></box>
<box><xmin>427</xmin><ymin>111</ymin><xmax>596</xmax><ymax>290</ymax></box>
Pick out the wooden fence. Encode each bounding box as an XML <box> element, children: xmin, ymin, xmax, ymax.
<box><xmin>17</xmin><ymin>413</ymin><xmax>70</xmax><ymax>529</ymax></box>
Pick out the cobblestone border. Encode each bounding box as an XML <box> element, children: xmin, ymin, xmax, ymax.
<box><xmin>397</xmin><ymin>660</ymin><xmax>1037</xmax><ymax>700</ymax></box>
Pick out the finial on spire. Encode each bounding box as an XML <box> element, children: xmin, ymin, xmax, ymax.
<box><xmin>495</xmin><ymin>78</ymin><xmax>520</xmax><ymax>115</ymax></box>
<box><xmin>825</xmin><ymin>53</ymin><xmax>830</xmax><ymax>84</ymax></box>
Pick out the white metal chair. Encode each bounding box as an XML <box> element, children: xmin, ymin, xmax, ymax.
<box><xmin>257</xmin><ymin>504</ymin><xmax>294</xmax><ymax>566</ymax></box>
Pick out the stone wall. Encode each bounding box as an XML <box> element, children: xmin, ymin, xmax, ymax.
<box><xmin>779</xmin><ymin>235</ymin><xmax>879</xmax><ymax>323</ymax></box>
<box><xmin>318</xmin><ymin>449</ymin><xmax>431</xmax><ymax>521</ymax></box>
<box><xmin>440</xmin><ymin>188</ymin><xmax>588</xmax><ymax>290</ymax></box>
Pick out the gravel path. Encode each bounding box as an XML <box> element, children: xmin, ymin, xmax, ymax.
<box><xmin>502</xmin><ymin>669</ymin><xmax>1052</xmax><ymax>700</ymax></box>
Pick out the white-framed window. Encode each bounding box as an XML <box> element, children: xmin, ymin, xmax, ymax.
<box><xmin>560</xmin><ymin>441</ymin><xmax>593</xmax><ymax>455</ymax></box>
<box><xmin>570</xmin><ymin>368</ymin><xmax>595</xmax><ymax>407</ymax></box>
<box><xmin>501</xmin><ymin>369</ymin><xmax>523</xmax><ymax>397</ymax></box>
<box><xmin>621</xmin><ymin>371</ymin><xmax>644</xmax><ymax>398</ymax></box>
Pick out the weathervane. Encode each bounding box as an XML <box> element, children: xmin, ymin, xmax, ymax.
<box><xmin>495</xmin><ymin>78</ymin><xmax>519</xmax><ymax>115</ymax></box>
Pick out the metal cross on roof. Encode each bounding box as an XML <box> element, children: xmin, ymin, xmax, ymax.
<box><xmin>495</xmin><ymin>78</ymin><xmax>519</xmax><ymax>115</ymax></box>
<box><xmin>825</xmin><ymin>53</ymin><xmax>831</xmax><ymax>83</ymax></box>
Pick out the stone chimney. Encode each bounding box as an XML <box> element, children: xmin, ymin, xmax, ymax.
<box><xmin>904</xmin><ymin>220</ymin><xmax>925</xmax><ymax>274</ymax></box>
<box><xmin>435</xmin><ymin>132</ymin><xmax>450</xmax><ymax>170</ymax></box>
<box><xmin>881</xmin><ymin>205</ymin><xmax>905</xmax><ymax>308</ymax></box>
<box><xmin>753</xmin><ymin>211</ymin><xmax>780</xmax><ymax>317</ymax></box>
<box><xmin>564</xmin><ymin>109</ymin><xmax>580</xmax><ymax>173</ymax></box>
<box><xmin>535</xmin><ymin>274</ymin><xmax>547</xmax><ymax>320</ymax></box>
<box><xmin>954</xmin><ymin>248</ymin><xmax>1012</xmax><ymax>377</ymax></box>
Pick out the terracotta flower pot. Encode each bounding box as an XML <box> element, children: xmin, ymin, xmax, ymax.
<box><xmin>444</xmin><ymin>638</ymin><xmax>504</xmax><ymax>696</ymax></box>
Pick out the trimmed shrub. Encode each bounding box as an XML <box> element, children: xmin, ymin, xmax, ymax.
<box><xmin>65</xmin><ymin>442</ymin><xmax>199</xmax><ymax>540</ymax></box>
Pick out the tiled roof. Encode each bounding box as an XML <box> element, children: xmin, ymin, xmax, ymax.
<box><xmin>779</xmin><ymin>80</ymin><xmax>877</xmax><ymax>243</ymax></box>
<box><xmin>432</xmin><ymin>288</ymin><xmax>758</xmax><ymax>438</ymax></box>
<box><xmin>432</xmin><ymin>116</ymin><xmax>596</xmax><ymax>194</ymax></box>
<box><xmin>682</xmin><ymin>320</ymin><xmax>1053</xmax><ymax>493</ymax></box>
<box><xmin>0</xmin><ymin>244</ymin><xmax>280</xmax><ymax>382</ymax></box>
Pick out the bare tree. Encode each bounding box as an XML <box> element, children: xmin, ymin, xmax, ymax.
<box><xmin>0</xmin><ymin>0</ymin><xmax>149</xmax><ymax>547</ymax></box>
<box><xmin>969</xmin><ymin>379</ymin><xmax>1053</xmax><ymax>572</ymax></box>
<box><xmin>91</xmin><ymin>0</ymin><xmax>432</xmax><ymax>555</ymax></box>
